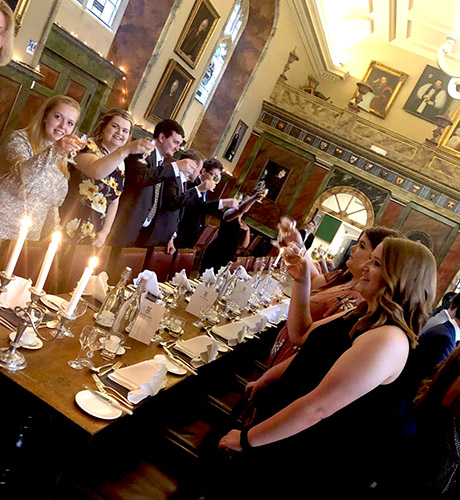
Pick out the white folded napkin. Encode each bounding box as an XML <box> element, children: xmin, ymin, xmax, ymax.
<box><xmin>260</xmin><ymin>306</ymin><xmax>282</xmax><ymax>324</ymax></box>
<box><xmin>212</xmin><ymin>322</ymin><xmax>248</xmax><ymax>346</ymax></box>
<box><xmin>85</xmin><ymin>271</ymin><xmax>109</xmax><ymax>303</ymax></box>
<box><xmin>242</xmin><ymin>314</ymin><xmax>268</xmax><ymax>333</ymax></box>
<box><xmin>235</xmin><ymin>265</ymin><xmax>251</xmax><ymax>281</ymax></box>
<box><xmin>108</xmin><ymin>359</ymin><xmax>167</xmax><ymax>404</ymax></box>
<box><xmin>171</xmin><ymin>269</ymin><xmax>192</xmax><ymax>292</ymax></box>
<box><xmin>201</xmin><ymin>268</ymin><xmax>216</xmax><ymax>286</ymax></box>
<box><xmin>0</xmin><ymin>276</ymin><xmax>32</xmax><ymax>309</ymax></box>
<box><xmin>175</xmin><ymin>336</ymin><xmax>219</xmax><ymax>367</ymax></box>
<box><xmin>134</xmin><ymin>270</ymin><xmax>161</xmax><ymax>297</ymax></box>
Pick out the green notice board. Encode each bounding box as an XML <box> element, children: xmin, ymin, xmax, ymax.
<box><xmin>315</xmin><ymin>214</ymin><xmax>341</xmax><ymax>243</ymax></box>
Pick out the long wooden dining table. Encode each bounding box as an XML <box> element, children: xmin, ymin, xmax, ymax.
<box><xmin>0</xmin><ymin>281</ymin><xmax>287</xmax><ymax>498</ymax></box>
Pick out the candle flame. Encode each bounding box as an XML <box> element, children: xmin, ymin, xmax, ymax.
<box><xmin>88</xmin><ymin>256</ymin><xmax>99</xmax><ymax>269</ymax></box>
<box><xmin>51</xmin><ymin>231</ymin><xmax>62</xmax><ymax>244</ymax></box>
<box><xmin>22</xmin><ymin>216</ymin><xmax>32</xmax><ymax>228</ymax></box>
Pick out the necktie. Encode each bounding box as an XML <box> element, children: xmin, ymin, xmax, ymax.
<box><xmin>143</xmin><ymin>159</ymin><xmax>163</xmax><ymax>227</ymax></box>
<box><xmin>183</xmin><ymin>180</ymin><xmax>188</xmax><ymax>193</ymax></box>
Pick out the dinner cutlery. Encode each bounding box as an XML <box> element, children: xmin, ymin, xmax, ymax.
<box><xmin>162</xmin><ymin>345</ymin><xmax>198</xmax><ymax>375</ymax></box>
<box><xmin>98</xmin><ymin>360</ymin><xmax>124</xmax><ymax>377</ymax></box>
<box><xmin>92</xmin><ymin>373</ymin><xmax>134</xmax><ymax>408</ymax></box>
<box><xmin>83</xmin><ymin>385</ymin><xmax>133</xmax><ymax>415</ymax></box>
<box><xmin>205</xmin><ymin>330</ymin><xmax>233</xmax><ymax>351</ymax></box>
<box><xmin>90</xmin><ymin>362</ymin><xmax>113</xmax><ymax>374</ymax></box>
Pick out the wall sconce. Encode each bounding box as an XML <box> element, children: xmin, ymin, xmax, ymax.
<box><xmin>348</xmin><ymin>81</ymin><xmax>373</xmax><ymax>113</ymax></box>
<box><xmin>279</xmin><ymin>48</ymin><xmax>299</xmax><ymax>82</ymax></box>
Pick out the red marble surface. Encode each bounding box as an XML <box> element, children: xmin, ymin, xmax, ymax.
<box><xmin>436</xmin><ymin>232</ymin><xmax>460</xmax><ymax>301</ymax></box>
<box><xmin>191</xmin><ymin>0</ymin><xmax>276</xmax><ymax>156</ymax></box>
<box><xmin>378</xmin><ymin>199</ymin><xmax>404</xmax><ymax>228</ymax></box>
<box><xmin>106</xmin><ymin>0</ymin><xmax>175</xmax><ymax>108</ymax></box>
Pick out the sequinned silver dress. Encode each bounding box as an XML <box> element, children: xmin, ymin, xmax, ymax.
<box><xmin>0</xmin><ymin>131</ymin><xmax>68</xmax><ymax>240</ymax></box>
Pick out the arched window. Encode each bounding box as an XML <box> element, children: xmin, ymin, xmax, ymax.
<box><xmin>195</xmin><ymin>0</ymin><xmax>248</xmax><ymax>106</ymax></box>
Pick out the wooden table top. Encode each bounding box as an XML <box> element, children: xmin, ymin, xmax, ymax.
<box><xmin>0</xmin><ymin>287</ymin><xmax>288</xmax><ymax>437</ymax></box>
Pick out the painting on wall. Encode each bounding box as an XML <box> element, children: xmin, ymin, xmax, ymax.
<box><xmin>439</xmin><ymin>105</ymin><xmax>460</xmax><ymax>156</ymax></box>
<box><xmin>144</xmin><ymin>59</ymin><xmax>194</xmax><ymax>123</ymax></box>
<box><xmin>403</xmin><ymin>64</ymin><xmax>452</xmax><ymax>124</ymax></box>
<box><xmin>349</xmin><ymin>60</ymin><xmax>408</xmax><ymax>118</ymax></box>
<box><xmin>255</xmin><ymin>160</ymin><xmax>290</xmax><ymax>203</ymax></box>
<box><xmin>223</xmin><ymin>120</ymin><xmax>248</xmax><ymax>162</ymax></box>
<box><xmin>5</xmin><ymin>0</ymin><xmax>31</xmax><ymax>34</ymax></box>
<box><xmin>175</xmin><ymin>0</ymin><xmax>220</xmax><ymax>69</ymax></box>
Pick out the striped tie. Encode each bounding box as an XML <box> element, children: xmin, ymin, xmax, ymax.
<box><xmin>143</xmin><ymin>159</ymin><xmax>163</xmax><ymax>227</ymax></box>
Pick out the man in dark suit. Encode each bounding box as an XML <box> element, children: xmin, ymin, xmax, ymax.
<box><xmin>137</xmin><ymin>149</ymin><xmax>215</xmax><ymax>253</ymax></box>
<box><xmin>299</xmin><ymin>220</ymin><xmax>316</xmax><ymax>250</ymax></box>
<box><xmin>174</xmin><ymin>158</ymin><xmax>238</xmax><ymax>249</ymax></box>
<box><xmin>108</xmin><ymin>119</ymin><xmax>196</xmax><ymax>248</ymax></box>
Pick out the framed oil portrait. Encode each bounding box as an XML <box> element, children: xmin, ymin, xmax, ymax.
<box><xmin>5</xmin><ymin>0</ymin><xmax>31</xmax><ymax>34</ymax></box>
<box><xmin>223</xmin><ymin>120</ymin><xmax>248</xmax><ymax>162</ymax></box>
<box><xmin>255</xmin><ymin>160</ymin><xmax>291</xmax><ymax>203</ymax></box>
<box><xmin>175</xmin><ymin>0</ymin><xmax>220</xmax><ymax>69</ymax></box>
<box><xmin>144</xmin><ymin>59</ymin><xmax>194</xmax><ymax>124</ymax></box>
<box><xmin>350</xmin><ymin>61</ymin><xmax>408</xmax><ymax>119</ymax></box>
<box><xmin>403</xmin><ymin>65</ymin><xmax>452</xmax><ymax>124</ymax></box>
<box><xmin>439</xmin><ymin>106</ymin><xmax>460</xmax><ymax>157</ymax></box>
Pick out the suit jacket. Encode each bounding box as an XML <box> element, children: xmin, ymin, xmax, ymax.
<box><xmin>108</xmin><ymin>150</ymin><xmax>177</xmax><ymax>247</ymax></box>
<box><xmin>138</xmin><ymin>174</ymin><xmax>200</xmax><ymax>248</ymax></box>
<box><xmin>175</xmin><ymin>178</ymin><xmax>219</xmax><ymax>248</ymax></box>
<box><xmin>299</xmin><ymin>230</ymin><xmax>315</xmax><ymax>249</ymax></box>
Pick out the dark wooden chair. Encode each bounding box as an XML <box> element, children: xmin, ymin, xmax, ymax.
<box><xmin>170</xmin><ymin>248</ymin><xmax>196</xmax><ymax>278</ymax></box>
<box><xmin>60</xmin><ymin>245</ymin><xmax>111</xmax><ymax>293</ymax></box>
<box><xmin>253</xmin><ymin>256</ymin><xmax>270</xmax><ymax>272</ymax></box>
<box><xmin>245</xmin><ymin>256</ymin><xmax>255</xmax><ymax>272</ymax></box>
<box><xmin>112</xmin><ymin>247</ymin><xmax>147</xmax><ymax>282</ymax></box>
<box><xmin>244</xmin><ymin>235</ymin><xmax>261</xmax><ymax>256</ymax></box>
<box><xmin>145</xmin><ymin>247</ymin><xmax>174</xmax><ymax>283</ymax></box>
<box><xmin>3</xmin><ymin>240</ymin><xmax>50</xmax><ymax>284</ymax></box>
<box><xmin>230</xmin><ymin>256</ymin><xmax>247</xmax><ymax>272</ymax></box>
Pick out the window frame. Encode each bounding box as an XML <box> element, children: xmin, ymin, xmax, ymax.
<box><xmin>71</xmin><ymin>0</ymin><xmax>129</xmax><ymax>32</ymax></box>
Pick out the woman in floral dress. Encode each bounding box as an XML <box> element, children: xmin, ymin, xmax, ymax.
<box><xmin>60</xmin><ymin>109</ymin><xmax>153</xmax><ymax>247</ymax></box>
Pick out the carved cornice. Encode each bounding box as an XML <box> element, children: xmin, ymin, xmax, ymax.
<box><xmin>257</xmin><ymin>81</ymin><xmax>460</xmax><ymax>224</ymax></box>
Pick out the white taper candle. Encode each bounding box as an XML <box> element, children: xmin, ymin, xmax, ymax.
<box><xmin>35</xmin><ymin>231</ymin><xmax>62</xmax><ymax>292</ymax></box>
<box><xmin>5</xmin><ymin>216</ymin><xmax>32</xmax><ymax>277</ymax></box>
<box><xmin>65</xmin><ymin>256</ymin><xmax>98</xmax><ymax>316</ymax></box>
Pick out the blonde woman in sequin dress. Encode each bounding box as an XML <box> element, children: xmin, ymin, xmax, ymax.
<box><xmin>60</xmin><ymin>109</ymin><xmax>154</xmax><ymax>247</ymax></box>
<box><xmin>0</xmin><ymin>95</ymin><xmax>81</xmax><ymax>241</ymax></box>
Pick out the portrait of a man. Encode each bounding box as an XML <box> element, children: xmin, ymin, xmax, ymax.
<box><xmin>175</xmin><ymin>0</ymin><xmax>220</xmax><ymax>69</ymax></box>
<box><xmin>257</xmin><ymin>161</ymin><xmax>290</xmax><ymax>202</ymax></box>
<box><xmin>145</xmin><ymin>60</ymin><xmax>194</xmax><ymax>123</ymax></box>
<box><xmin>403</xmin><ymin>65</ymin><xmax>452</xmax><ymax>124</ymax></box>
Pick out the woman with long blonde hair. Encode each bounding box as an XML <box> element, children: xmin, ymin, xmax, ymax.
<box><xmin>212</xmin><ymin>237</ymin><xmax>437</xmax><ymax>499</ymax></box>
<box><xmin>60</xmin><ymin>108</ymin><xmax>153</xmax><ymax>247</ymax></box>
<box><xmin>0</xmin><ymin>1</ymin><xmax>14</xmax><ymax>66</ymax></box>
<box><xmin>0</xmin><ymin>95</ymin><xmax>81</xmax><ymax>240</ymax></box>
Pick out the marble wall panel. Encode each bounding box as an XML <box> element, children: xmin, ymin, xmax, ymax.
<box><xmin>436</xmin><ymin>232</ymin><xmax>460</xmax><ymax>300</ymax></box>
<box><xmin>0</xmin><ymin>75</ymin><xmax>21</xmax><ymax>138</ymax></box>
<box><xmin>378</xmin><ymin>200</ymin><xmax>404</xmax><ymax>228</ymax></box>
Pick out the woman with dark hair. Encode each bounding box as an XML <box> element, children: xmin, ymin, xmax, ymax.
<box><xmin>60</xmin><ymin>108</ymin><xmax>153</xmax><ymax>247</ymax></box>
<box><xmin>212</xmin><ymin>237</ymin><xmax>436</xmax><ymax>499</ymax></box>
<box><xmin>0</xmin><ymin>95</ymin><xmax>81</xmax><ymax>240</ymax></box>
<box><xmin>269</xmin><ymin>225</ymin><xmax>401</xmax><ymax>365</ymax></box>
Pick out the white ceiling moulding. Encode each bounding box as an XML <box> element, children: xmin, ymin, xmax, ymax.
<box><xmin>287</xmin><ymin>0</ymin><xmax>349</xmax><ymax>82</ymax></box>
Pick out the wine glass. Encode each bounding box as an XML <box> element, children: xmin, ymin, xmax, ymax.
<box><xmin>138</xmin><ymin>138</ymin><xmax>156</xmax><ymax>164</ymax></box>
<box><xmin>152</xmin><ymin>308</ymin><xmax>172</xmax><ymax>343</ymax></box>
<box><xmin>67</xmin><ymin>132</ymin><xmax>88</xmax><ymax>165</ymax></box>
<box><xmin>192</xmin><ymin>305</ymin><xmax>210</xmax><ymax>329</ymax></box>
<box><xmin>257</xmin><ymin>188</ymin><xmax>269</xmax><ymax>203</ymax></box>
<box><xmin>68</xmin><ymin>325</ymin><xmax>99</xmax><ymax>370</ymax></box>
<box><xmin>50</xmin><ymin>299</ymin><xmax>88</xmax><ymax>339</ymax></box>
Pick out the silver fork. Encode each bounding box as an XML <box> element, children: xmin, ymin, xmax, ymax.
<box><xmin>92</xmin><ymin>373</ymin><xmax>134</xmax><ymax>408</ymax></box>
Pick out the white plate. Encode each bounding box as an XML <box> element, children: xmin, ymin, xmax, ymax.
<box><xmin>75</xmin><ymin>390</ymin><xmax>122</xmax><ymax>420</ymax></box>
<box><xmin>41</xmin><ymin>295</ymin><xmax>68</xmax><ymax>312</ymax></box>
<box><xmin>153</xmin><ymin>354</ymin><xmax>187</xmax><ymax>376</ymax></box>
<box><xmin>9</xmin><ymin>331</ymin><xmax>43</xmax><ymax>350</ymax></box>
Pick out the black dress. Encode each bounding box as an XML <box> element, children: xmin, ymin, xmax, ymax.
<box><xmin>199</xmin><ymin>215</ymin><xmax>247</xmax><ymax>273</ymax></box>
<box><xmin>205</xmin><ymin>313</ymin><xmax>419</xmax><ymax>499</ymax></box>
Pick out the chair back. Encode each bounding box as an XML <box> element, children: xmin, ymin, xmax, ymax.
<box><xmin>60</xmin><ymin>245</ymin><xmax>111</xmax><ymax>293</ymax></box>
<box><xmin>195</xmin><ymin>225</ymin><xmax>218</xmax><ymax>250</ymax></box>
<box><xmin>3</xmin><ymin>240</ymin><xmax>50</xmax><ymax>284</ymax></box>
<box><xmin>145</xmin><ymin>247</ymin><xmax>174</xmax><ymax>283</ymax></box>
<box><xmin>230</xmin><ymin>256</ymin><xmax>247</xmax><ymax>272</ymax></box>
<box><xmin>112</xmin><ymin>248</ymin><xmax>147</xmax><ymax>283</ymax></box>
<box><xmin>245</xmin><ymin>256</ymin><xmax>255</xmax><ymax>272</ymax></box>
<box><xmin>252</xmin><ymin>257</ymin><xmax>269</xmax><ymax>272</ymax></box>
<box><xmin>171</xmin><ymin>248</ymin><xmax>196</xmax><ymax>278</ymax></box>
<box><xmin>244</xmin><ymin>235</ymin><xmax>261</xmax><ymax>256</ymax></box>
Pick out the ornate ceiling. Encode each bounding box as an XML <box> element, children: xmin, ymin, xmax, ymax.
<box><xmin>288</xmin><ymin>0</ymin><xmax>460</xmax><ymax>81</ymax></box>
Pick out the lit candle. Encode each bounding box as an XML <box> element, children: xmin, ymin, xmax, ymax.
<box><xmin>5</xmin><ymin>216</ymin><xmax>32</xmax><ymax>277</ymax></box>
<box><xmin>65</xmin><ymin>256</ymin><xmax>98</xmax><ymax>316</ymax></box>
<box><xmin>273</xmin><ymin>247</ymin><xmax>284</xmax><ymax>267</ymax></box>
<box><xmin>35</xmin><ymin>231</ymin><xmax>62</xmax><ymax>292</ymax></box>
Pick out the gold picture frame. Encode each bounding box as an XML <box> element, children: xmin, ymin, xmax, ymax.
<box><xmin>174</xmin><ymin>0</ymin><xmax>220</xmax><ymax>69</ymax></box>
<box><xmin>6</xmin><ymin>0</ymin><xmax>31</xmax><ymax>34</ymax></box>
<box><xmin>350</xmin><ymin>60</ymin><xmax>408</xmax><ymax>119</ymax></box>
<box><xmin>439</xmin><ymin>106</ymin><xmax>460</xmax><ymax>157</ymax></box>
<box><xmin>144</xmin><ymin>59</ymin><xmax>195</xmax><ymax>124</ymax></box>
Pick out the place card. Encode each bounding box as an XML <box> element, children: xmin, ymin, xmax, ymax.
<box><xmin>186</xmin><ymin>284</ymin><xmax>219</xmax><ymax>318</ymax></box>
<box><xmin>129</xmin><ymin>295</ymin><xmax>165</xmax><ymax>345</ymax></box>
<box><xmin>258</xmin><ymin>275</ymin><xmax>280</xmax><ymax>295</ymax></box>
<box><xmin>229</xmin><ymin>280</ymin><xmax>254</xmax><ymax>309</ymax></box>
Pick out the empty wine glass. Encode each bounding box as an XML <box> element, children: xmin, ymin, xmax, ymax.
<box><xmin>152</xmin><ymin>308</ymin><xmax>172</xmax><ymax>343</ymax></box>
<box><xmin>67</xmin><ymin>132</ymin><xmax>88</xmax><ymax>165</ymax></box>
<box><xmin>138</xmin><ymin>138</ymin><xmax>156</xmax><ymax>164</ymax></box>
<box><xmin>68</xmin><ymin>325</ymin><xmax>99</xmax><ymax>370</ymax></box>
<box><xmin>192</xmin><ymin>305</ymin><xmax>210</xmax><ymax>329</ymax></box>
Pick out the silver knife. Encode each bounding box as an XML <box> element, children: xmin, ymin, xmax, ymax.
<box><xmin>163</xmin><ymin>346</ymin><xmax>198</xmax><ymax>375</ymax></box>
<box><xmin>83</xmin><ymin>386</ymin><xmax>133</xmax><ymax>415</ymax></box>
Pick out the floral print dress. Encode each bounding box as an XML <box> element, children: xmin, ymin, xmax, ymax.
<box><xmin>60</xmin><ymin>142</ymin><xmax>125</xmax><ymax>244</ymax></box>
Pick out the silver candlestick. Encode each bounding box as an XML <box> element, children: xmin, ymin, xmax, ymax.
<box><xmin>0</xmin><ymin>270</ymin><xmax>14</xmax><ymax>298</ymax></box>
